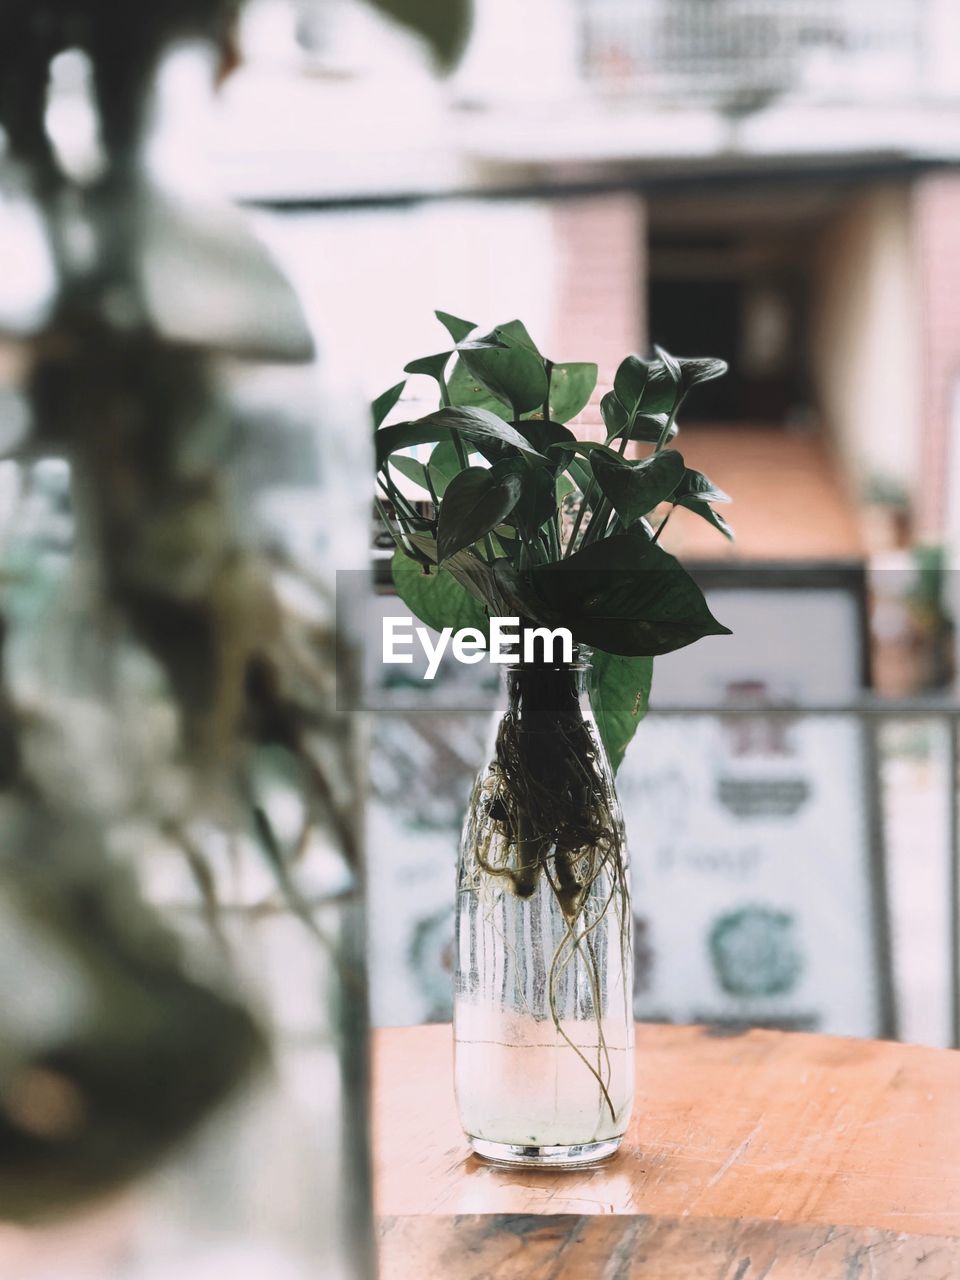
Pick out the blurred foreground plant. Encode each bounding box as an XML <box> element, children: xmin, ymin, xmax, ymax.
<box><xmin>0</xmin><ymin>0</ymin><xmax>468</xmax><ymax>1253</ymax></box>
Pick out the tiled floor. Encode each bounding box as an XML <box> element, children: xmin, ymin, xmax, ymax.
<box><xmin>657</xmin><ymin>424</ymin><xmax>865</xmax><ymax>562</ymax></box>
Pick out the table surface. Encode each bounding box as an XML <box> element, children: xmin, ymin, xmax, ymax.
<box><xmin>374</xmin><ymin>1022</ymin><xmax>960</xmax><ymax>1278</ymax></box>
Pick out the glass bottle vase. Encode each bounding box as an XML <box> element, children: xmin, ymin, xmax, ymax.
<box><xmin>454</xmin><ymin>653</ymin><xmax>635</xmax><ymax>1167</ymax></box>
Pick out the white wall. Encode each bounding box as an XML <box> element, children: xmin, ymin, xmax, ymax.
<box><xmin>810</xmin><ymin>184</ymin><xmax>920</xmax><ymax>505</ymax></box>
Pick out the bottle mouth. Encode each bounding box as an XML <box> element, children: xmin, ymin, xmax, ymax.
<box><xmin>504</xmin><ymin>662</ymin><xmax>591</xmax><ymax>673</ymax></box>
<box><xmin>504</xmin><ymin>645</ymin><xmax>593</xmax><ymax>674</ymax></box>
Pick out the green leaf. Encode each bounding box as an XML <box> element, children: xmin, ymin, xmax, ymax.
<box><xmin>375</xmin><ymin>407</ymin><xmax>548</xmax><ymax>469</ymax></box>
<box><xmin>549</xmin><ymin>362</ymin><xmax>597</xmax><ymax>423</ymax></box>
<box><xmin>437</xmin><ymin>465</ymin><xmax>523</xmax><ymax>561</ymax></box>
<box><xmin>679</xmin><ymin>356</ymin><xmax>728</xmax><ymax>393</ymax></box>
<box><xmin>363</xmin><ymin>0</ymin><xmax>471</xmax><ymax>70</ymax></box>
<box><xmin>678</xmin><ymin>497</ymin><xmax>735</xmax><ymax>541</ymax></box>
<box><xmin>371</xmin><ymin>380</ymin><xmax>406</xmax><ymax>430</ymax></box>
<box><xmin>389</xmin><ymin>454</ymin><xmax>432</xmax><ymax>494</ymax></box>
<box><xmin>498</xmin><ymin>534</ymin><xmax>731</xmax><ymax>657</ymax></box>
<box><xmin>435</xmin><ymin>310</ymin><xmax>476</xmax><ymax>344</ymax></box>
<box><xmin>523</xmin><ymin>418</ymin><xmax>576</xmax><ymax>465</ymax></box>
<box><xmin>566</xmin><ymin>457</ymin><xmax>595</xmax><ymax>503</ymax></box>
<box><xmin>600</xmin><ymin>391</ymin><xmax>628</xmax><ymax>440</ymax></box>
<box><xmin>429</xmin><ymin>406</ymin><xmax>548</xmax><ymax>461</ymax></box>
<box><xmin>631</xmin><ymin>414</ymin><xmax>676</xmax><ymax>445</ymax></box>
<box><xmin>556</xmin><ymin>473</ymin><xmax>576</xmax><ymax>503</ymax></box>
<box><xmin>491</xmin><ymin>319</ymin><xmax>543</xmax><ymax>355</ymax></box>
<box><xmin>459</xmin><ymin>342</ymin><xmax>549</xmax><ymax>418</ymax></box>
<box><xmin>589</xmin><ymin>651</ymin><xmax>653</xmax><ymax>774</ymax></box>
<box><xmin>403</xmin><ymin>351</ymin><xmax>452</xmax><ymax>385</ymax></box>
<box><xmin>591</xmin><ymin>450</ymin><xmax>685</xmax><ymax>525</ymax></box>
<box><xmin>391</xmin><ymin>546</ymin><xmax>489</xmax><ymax>639</ymax></box>
<box><xmin>404</xmin><ymin>533</ymin><xmax>507</xmax><ymax>611</ymax></box>
<box><xmin>552</xmin><ymin>439</ymin><xmax>631</xmax><ymax>465</ymax></box>
<box><xmin>447</xmin><ymin>355</ymin><xmax>512</xmax><ymax>419</ymax></box>
<box><xmin>675</xmin><ymin>468</ymin><xmax>731</xmax><ymax>505</ymax></box>
<box><xmin>428</xmin><ymin>439</ymin><xmax>461</xmax><ymax>497</ymax></box>
<box><xmin>654</xmin><ymin>345</ymin><xmax>682</xmax><ymax>386</ymax></box>
<box><xmin>507</xmin><ymin>461</ymin><xmax>558</xmax><ymax>543</ymax></box>
<box><xmin>640</xmin><ymin>354</ymin><xmax>682</xmax><ymax>415</ymax></box>
<box><xmin>613</xmin><ymin>355</ymin><xmax>652</xmax><ymax>416</ymax></box>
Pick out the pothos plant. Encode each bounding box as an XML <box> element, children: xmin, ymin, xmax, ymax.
<box><xmin>375</xmin><ymin>313</ymin><xmax>732</xmax><ymax>1112</ymax></box>
<box><xmin>374</xmin><ymin>310</ymin><xmax>732</xmax><ymax>772</ymax></box>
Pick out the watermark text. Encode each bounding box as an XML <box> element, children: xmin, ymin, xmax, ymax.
<box><xmin>383</xmin><ymin>616</ymin><xmax>573</xmax><ymax>680</ymax></box>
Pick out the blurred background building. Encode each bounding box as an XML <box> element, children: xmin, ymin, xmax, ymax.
<box><xmin>25</xmin><ymin>0</ymin><xmax>947</xmax><ymax>1053</ymax></box>
<box><xmin>175</xmin><ymin>0</ymin><xmax>960</xmax><ymax>1051</ymax></box>
<box><xmin>212</xmin><ymin>0</ymin><xmax>960</xmax><ymax>568</ymax></box>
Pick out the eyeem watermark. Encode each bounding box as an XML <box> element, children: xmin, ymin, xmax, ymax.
<box><xmin>383</xmin><ymin>616</ymin><xmax>574</xmax><ymax>680</ymax></box>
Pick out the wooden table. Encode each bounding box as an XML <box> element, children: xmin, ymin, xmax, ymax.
<box><xmin>374</xmin><ymin>1023</ymin><xmax>960</xmax><ymax>1278</ymax></box>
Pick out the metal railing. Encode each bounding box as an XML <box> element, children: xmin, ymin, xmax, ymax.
<box><xmin>577</xmin><ymin>0</ymin><xmax>951</xmax><ymax>108</ymax></box>
<box><xmin>368</xmin><ymin>692</ymin><xmax>960</xmax><ymax>1044</ymax></box>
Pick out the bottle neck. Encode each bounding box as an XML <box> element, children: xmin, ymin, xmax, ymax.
<box><xmin>504</xmin><ymin>656</ymin><xmax>591</xmax><ymax>721</ymax></box>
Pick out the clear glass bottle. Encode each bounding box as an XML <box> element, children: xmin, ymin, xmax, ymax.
<box><xmin>454</xmin><ymin>653</ymin><xmax>634</xmax><ymax>1167</ymax></box>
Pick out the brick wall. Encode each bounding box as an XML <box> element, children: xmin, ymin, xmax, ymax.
<box><xmin>913</xmin><ymin>172</ymin><xmax>960</xmax><ymax>541</ymax></box>
<box><xmin>547</xmin><ymin>191</ymin><xmax>647</xmax><ymax>438</ymax></box>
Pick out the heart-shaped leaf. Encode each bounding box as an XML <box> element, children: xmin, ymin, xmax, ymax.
<box><xmin>435</xmin><ymin>310</ymin><xmax>476</xmax><ymax>343</ymax></box>
<box><xmin>550</xmin><ymin>439</ymin><xmax>625</xmax><ymax>465</ymax></box>
<box><xmin>389</xmin><ymin>454</ymin><xmax>432</xmax><ymax>494</ymax></box>
<box><xmin>675</xmin><ymin>468</ymin><xmax>731</xmax><ymax>505</ymax></box>
<box><xmin>437</xmin><ymin>465</ymin><xmax>523</xmax><ymax>561</ymax></box>
<box><xmin>678</xmin><ymin>496</ymin><xmax>735</xmax><ymax>541</ymax></box>
<box><xmin>654</xmin><ymin>344</ymin><xmax>682</xmax><ymax>385</ymax></box>
<box><xmin>639</xmin><ymin>354</ymin><xmax>682</xmax><ymax>415</ymax></box>
<box><xmin>498</xmin><ymin>535</ymin><xmax>730</xmax><ymax>657</ymax></box>
<box><xmin>549</xmin><ymin>362</ymin><xmax>597</xmax><ymax>423</ymax></box>
<box><xmin>403</xmin><ymin>351</ymin><xmax>452</xmax><ymax>384</ymax></box>
<box><xmin>630</xmin><ymin>413</ymin><xmax>676</xmax><ymax>444</ymax></box>
<box><xmin>613</xmin><ymin>355</ymin><xmax>652</xmax><ymax>416</ymax></box>
<box><xmin>371</xmin><ymin>380</ymin><xmax>406</xmax><ymax>430</ymax></box>
<box><xmin>491</xmin><ymin>319</ymin><xmax>543</xmax><ymax>355</ymax></box>
<box><xmin>459</xmin><ymin>343</ymin><xmax>549</xmax><ymax>418</ymax></box>
<box><xmin>523</xmin><ymin>418</ymin><xmax>576</xmax><ymax>465</ymax></box>
<box><xmin>505</xmin><ymin>460</ymin><xmax>558</xmax><ymax>543</ymax></box>
<box><xmin>447</xmin><ymin>355</ymin><xmax>512</xmax><ymax>419</ymax></box>
<box><xmin>375</xmin><ymin>407</ymin><xmax>548</xmax><ymax>469</ymax></box>
<box><xmin>600</xmin><ymin>391</ymin><xmax>628</xmax><ymax>440</ymax></box>
<box><xmin>679</xmin><ymin>356</ymin><xmax>728</xmax><ymax>392</ymax></box>
<box><xmin>601</xmin><ymin>392</ymin><xmax>675</xmax><ymax>446</ymax></box>
<box><xmin>428</xmin><ymin>439</ymin><xmax>462</xmax><ymax>496</ymax></box>
<box><xmin>391</xmin><ymin>546</ymin><xmax>489</xmax><ymax>638</ymax></box>
<box><xmin>404</xmin><ymin>533</ymin><xmax>509</xmax><ymax>611</ymax></box>
<box><xmin>591</xmin><ymin>449</ymin><xmax>685</xmax><ymax>525</ymax></box>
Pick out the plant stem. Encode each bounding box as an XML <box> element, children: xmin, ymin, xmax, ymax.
<box><xmin>564</xmin><ymin>478</ymin><xmax>594</xmax><ymax>558</ymax></box>
<box><xmin>373</xmin><ymin>494</ymin><xmax>405</xmax><ymax>551</ymax></box>
<box><xmin>439</xmin><ymin>370</ymin><xmax>470</xmax><ymax>472</ymax></box>
<box><xmin>581</xmin><ymin>495</ymin><xmax>612</xmax><ymax>547</ymax></box>
<box><xmin>451</xmin><ymin>432</ymin><xmax>469</xmax><ymax>471</ymax></box>
<box><xmin>546</xmin><ymin>516</ymin><xmax>560</xmax><ymax>560</ymax></box>
<box><xmin>652</xmin><ymin>504</ymin><xmax>674</xmax><ymax>543</ymax></box>
<box><xmin>655</xmin><ymin>392</ymin><xmax>683</xmax><ymax>453</ymax></box>
<box><xmin>378</xmin><ymin>471</ymin><xmax>419</xmax><ymax>524</ymax></box>
<box><xmin>617</xmin><ymin>414</ymin><xmax>634</xmax><ymax>457</ymax></box>
<box><xmin>424</xmin><ymin>464</ymin><xmax>439</xmax><ymax>508</ymax></box>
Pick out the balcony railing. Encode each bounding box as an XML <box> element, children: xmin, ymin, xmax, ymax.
<box><xmin>577</xmin><ymin>0</ymin><xmax>955</xmax><ymax>109</ymax></box>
